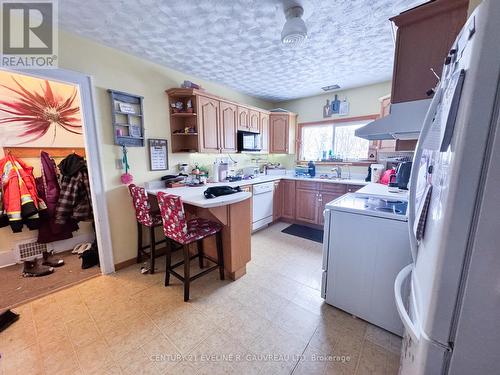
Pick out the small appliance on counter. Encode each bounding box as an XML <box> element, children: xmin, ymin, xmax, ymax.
<box><xmin>237</xmin><ymin>131</ymin><xmax>262</xmax><ymax>152</ymax></box>
<box><xmin>395</xmin><ymin>161</ymin><xmax>412</xmax><ymax>190</ymax></box>
<box><xmin>295</xmin><ymin>165</ymin><xmax>310</xmax><ymax>177</ymax></box>
<box><xmin>370</xmin><ymin>163</ymin><xmax>385</xmax><ymax>183</ymax></box>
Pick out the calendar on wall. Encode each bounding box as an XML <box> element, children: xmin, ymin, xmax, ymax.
<box><xmin>148</xmin><ymin>139</ymin><xmax>168</xmax><ymax>171</ymax></box>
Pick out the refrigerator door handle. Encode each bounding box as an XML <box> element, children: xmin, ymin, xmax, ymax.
<box><xmin>321</xmin><ymin>209</ymin><xmax>330</xmax><ymax>270</ymax></box>
<box><xmin>395</xmin><ymin>264</ymin><xmax>420</xmax><ymax>341</ymax></box>
<box><xmin>408</xmin><ymin>86</ymin><xmax>443</xmax><ymax>262</ymax></box>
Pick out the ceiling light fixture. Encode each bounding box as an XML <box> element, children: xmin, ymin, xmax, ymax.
<box><xmin>281</xmin><ymin>5</ymin><xmax>307</xmax><ymax>47</ymax></box>
<box><xmin>321</xmin><ymin>84</ymin><xmax>341</xmax><ymax>91</ymax></box>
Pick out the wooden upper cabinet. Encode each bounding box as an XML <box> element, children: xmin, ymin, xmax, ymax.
<box><xmin>248</xmin><ymin>110</ymin><xmax>260</xmax><ymax>133</ymax></box>
<box><xmin>260</xmin><ymin>112</ymin><xmax>269</xmax><ymax>153</ymax></box>
<box><xmin>237</xmin><ymin>106</ymin><xmax>250</xmax><ymax>131</ymax></box>
<box><xmin>219</xmin><ymin>101</ymin><xmax>237</xmax><ymax>153</ymax></box>
<box><xmin>198</xmin><ymin>96</ymin><xmax>220</xmax><ymax>153</ymax></box>
<box><xmin>269</xmin><ymin>112</ymin><xmax>296</xmax><ymax>154</ymax></box>
<box><xmin>390</xmin><ymin>0</ymin><xmax>468</xmax><ymax>103</ymax></box>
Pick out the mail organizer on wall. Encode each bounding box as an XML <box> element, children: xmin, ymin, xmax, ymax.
<box><xmin>108</xmin><ymin>89</ymin><xmax>145</xmax><ymax>147</ymax></box>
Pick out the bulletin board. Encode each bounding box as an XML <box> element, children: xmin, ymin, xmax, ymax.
<box><xmin>148</xmin><ymin>139</ymin><xmax>168</xmax><ymax>171</ymax></box>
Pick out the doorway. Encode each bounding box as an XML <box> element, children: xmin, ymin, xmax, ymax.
<box><xmin>0</xmin><ymin>67</ymin><xmax>114</xmax><ymax>309</ymax></box>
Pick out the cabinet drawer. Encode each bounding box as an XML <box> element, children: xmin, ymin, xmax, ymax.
<box><xmin>296</xmin><ymin>181</ymin><xmax>319</xmax><ymax>190</ymax></box>
<box><xmin>320</xmin><ymin>183</ymin><xmax>347</xmax><ymax>194</ymax></box>
<box><xmin>347</xmin><ymin>184</ymin><xmax>362</xmax><ymax>193</ymax></box>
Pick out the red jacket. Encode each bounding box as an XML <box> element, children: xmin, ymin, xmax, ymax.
<box><xmin>0</xmin><ymin>154</ymin><xmax>46</xmax><ymax>232</ymax></box>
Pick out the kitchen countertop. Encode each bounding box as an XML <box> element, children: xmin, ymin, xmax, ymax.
<box><xmin>357</xmin><ymin>182</ymin><xmax>409</xmax><ymax>199</ymax></box>
<box><xmin>146</xmin><ymin>174</ymin><xmax>369</xmax><ymax>209</ymax></box>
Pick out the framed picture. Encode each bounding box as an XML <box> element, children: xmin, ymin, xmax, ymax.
<box><xmin>0</xmin><ymin>69</ymin><xmax>84</xmax><ymax>148</ymax></box>
<box><xmin>148</xmin><ymin>139</ymin><xmax>168</xmax><ymax>171</ymax></box>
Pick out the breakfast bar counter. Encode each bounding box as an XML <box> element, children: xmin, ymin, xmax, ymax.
<box><xmin>148</xmin><ymin>186</ymin><xmax>252</xmax><ymax>280</ymax></box>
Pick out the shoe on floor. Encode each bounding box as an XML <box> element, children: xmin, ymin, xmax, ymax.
<box><xmin>22</xmin><ymin>259</ymin><xmax>54</xmax><ymax>277</ymax></box>
<box><xmin>42</xmin><ymin>250</ymin><xmax>65</xmax><ymax>267</ymax></box>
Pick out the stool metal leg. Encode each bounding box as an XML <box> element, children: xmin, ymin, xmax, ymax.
<box><xmin>165</xmin><ymin>239</ymin><xmax>172</xmax><ymax>286</ymax></box>
<box><xmin>136</xmin><ymin>222</ymin><xmax>143</xmax><ymax>263</ymax></box>
<box><xmin>216</xmin><ymin>231</ymin><xmax>225</xmax><ymax>280</ymax></box>
<box><xmin>149</xmin><ymin>227</ymin><xmax>156</xmax><ymax>274</ymax></box>
<box><xmin>183</xmin><ymin>245</ymin><xmax>190</xmax><ymax>301</ymax></box>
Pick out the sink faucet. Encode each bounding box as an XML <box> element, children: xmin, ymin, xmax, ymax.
<box><xmin>332</xmin><ymin>166</ymin><xmax>342</xmax><ymax>179</ymax></box>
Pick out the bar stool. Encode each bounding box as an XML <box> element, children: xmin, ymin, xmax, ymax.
<box><xmin>128</xmin><ymin>184</ymin><xmax>166</xmax><ymax>274</ymax></box>
<box><xmin>156</xmin><ymin>192</ymin><xmax>224</xmax><ymax>301</ymax></box>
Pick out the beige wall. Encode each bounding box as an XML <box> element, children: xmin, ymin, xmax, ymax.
<box><xmin>276</xmin><ymin>81</ymin><xmax>391</xmax><ymax>124</ymax></box>
<box><xmin>468</xmin><ymin>0</ymin><xmax>482</xmax><ymax>15</ymax></box>
<box><xmin>54</xmin><ymin>31</ymin><xmax>277</xmax><ymax>265</ymax></box>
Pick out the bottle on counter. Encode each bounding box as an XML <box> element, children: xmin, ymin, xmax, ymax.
<box><xmin>308</xmin><ymin>161</ymin><xmax>316</xmax><ymax>177</ymax></box>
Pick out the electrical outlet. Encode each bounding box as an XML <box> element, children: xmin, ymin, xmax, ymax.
<box><xmin>115</xmin><ymin>158</ymin><xmax>123</xmax><ymax>170</ymax></box>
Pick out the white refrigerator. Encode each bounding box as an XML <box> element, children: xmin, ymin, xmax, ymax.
<box><xmin>395</xmin><ymin>0</ymin><xmax>500</xmax><ymax>374</ymax></box>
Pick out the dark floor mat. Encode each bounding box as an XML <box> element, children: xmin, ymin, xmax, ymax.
<box><xmin>281</xmin><ymin>224</ymin><xmax>324</xmax><ymax>243</ymax></box>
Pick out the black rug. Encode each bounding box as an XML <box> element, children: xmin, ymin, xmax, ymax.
<box><xmin>281</xmin><ymin>224</ymin><xmax>324</xmax><ymax>243</ymax></box>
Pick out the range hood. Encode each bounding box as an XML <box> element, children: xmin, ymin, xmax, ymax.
<box><xmin>355</xmin><ymin>99</ymin><xmax>432</xmax><ymax>140</ymax></box>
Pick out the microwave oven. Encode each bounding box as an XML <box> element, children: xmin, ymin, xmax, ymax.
<box><xmin>237</xmin><ymin>131</ymin><xmax>262</xmax><ymax>152</ymax></box>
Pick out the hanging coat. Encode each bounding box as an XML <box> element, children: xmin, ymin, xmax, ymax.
<box><xmin>36</xmin><ymin>151</ymin><xmax>78</xmax><ymax>243</ymax></box>
<box><xmin>0</xmin><ymin>154</ymin><xmax>47</xmax><ymax>232</ymax></box>
<box><xmin>55</xmin><ymin>154</ymin><xmax>93</xmax><ymax>224</ymax></box>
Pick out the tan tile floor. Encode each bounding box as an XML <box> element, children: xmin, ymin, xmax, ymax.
<box><xmin>0</xmin><ymin>222</ymin><xmax>401</xmax><ymax>375</ymax></box>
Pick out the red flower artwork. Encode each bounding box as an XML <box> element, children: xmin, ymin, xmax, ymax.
<box><xmin>0</xmin><ymin>76</ymin><xmax>82</xmax><ymax>144</ymax></box>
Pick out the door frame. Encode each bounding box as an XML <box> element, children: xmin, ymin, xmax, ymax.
<box><xmin>2</xmin><ymin>67</ymin><xmax>115</xmax><ymax>274</ymax></box>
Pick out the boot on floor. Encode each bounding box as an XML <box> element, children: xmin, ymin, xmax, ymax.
<box><xmin>22</xmin><ymin>259</ymin><xmax>54</xmax><ymax>277</ymax></box>
<box><xmin>42</xmin><ymin>250</ymin><xmax>64</xmax><ymax>267</ymax></box>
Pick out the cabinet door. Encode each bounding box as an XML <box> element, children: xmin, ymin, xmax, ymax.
<box><xmin>347</xmin><ymin>184</ymin><xmax>362</xmax><ymax>193</ymax></box>
<box><xmin>260</xmin><ymin>112</ymin><xmax>269</xmax><ymax>153</ymax></box>
<box><xmin>317</xmin><ymin>191</ymin><xmax>343</xmax><ymax>225</ymax></box>
<box><xmin>295</xmin><ymin>188</ymin><xmax>319</xmax><ymax>224</ymax></box>
<box><xmin>270</xmin><ymin>114</ymin><xmax>289</xmax><ymax>153</ymax></box>
<box><xmin>219</xmin><ymin>101</ymin><xmax>237</xmax><ymax>153</ymax></box>
<box><xmin>198</xmin><ymin>96</ymin><xmax>220</xmax><ymax>153</ymax></box>
<box><xmin>281</xmin><ymin>180</ymin><xmax>296</xmax><ymax>219</ymax></box>
<box><xmin>273</xmin><ymin>181</ymin><xmax>282</xmax><ymax>221</ymax></box>
<box><xmin>237</xmin><ymin>106</ymin><xmax>250</xmax><ymax>131</ymax></box>
<box><xmin>249</xmin><ymin>110</ymin><xmax>260</xmax><ymax>133</ymax></box>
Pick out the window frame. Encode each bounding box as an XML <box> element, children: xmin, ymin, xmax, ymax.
<box><xmin>296</xmin><ymin>114</ymin><xmax>379</xmax><ymax>166</ymax></box>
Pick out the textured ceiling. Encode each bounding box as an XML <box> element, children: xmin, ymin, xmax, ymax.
<box><xmin>60</xmin><ymin>0</ymin><xmax>421</xmax><ymax>101</ymax></box>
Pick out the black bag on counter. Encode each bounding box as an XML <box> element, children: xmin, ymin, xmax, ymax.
<box><xmin>204</xmin><ymin>186</ymin><xmax>241</xmax><ymax>199</ymax></box>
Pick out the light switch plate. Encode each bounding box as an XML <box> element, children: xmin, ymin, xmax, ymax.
<box><xmin>115</xmin><ymin>158</ymin><xmax>123</xmax><ymax>170</ymax></box>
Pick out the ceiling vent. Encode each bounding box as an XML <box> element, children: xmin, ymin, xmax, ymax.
<box><xmin>321</xmin><ymin>84</ymin><xmax>341</xmax><ymax>91</ymax></box>
<box><xmin>281</xmin><ymin>5</ymin><xmax>307</xmax><ymax>47</ymax></box>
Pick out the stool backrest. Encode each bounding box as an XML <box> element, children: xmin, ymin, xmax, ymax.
<box><xmin>128</xmin><ymin>184</ymin><xmax>155</xmax><ymax>227</ymax></box>
<box><xmin>156</xmin><ymin>192</ymin><xmax>188</xmax><ymax>243</ymax></box>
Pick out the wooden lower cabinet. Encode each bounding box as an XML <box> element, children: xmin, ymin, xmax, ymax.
<box><xmin>347</xmin><ymin>184</ymin><xmax>362</xmax><ymax>193</ymax></box>
<box><xmin>281</xmin><ymin>180</ymin><xmax>296</xmax><ymax>219</ymax></box>
<box><xmin>317</xmin><ymin>191</ymin><xmax>343</xmax><ymax>225</ymax></box>
<box><xmin>295</xmin><ymin>189</ymin><xmax>319</xmax><ymax>224</ymax></box>
<box><xmin>272</xmin><ymin>181</ymin><xmax>364</xmax><ymax>226</ymax></box>
<box><xmin>273</xmin><ymin>181</ymin><xmax>282</xmax><ymax>221</ymax></box>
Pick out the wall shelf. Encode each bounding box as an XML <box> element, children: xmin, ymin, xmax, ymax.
<box><xmin>108</xmin><ymin>89</ymin><xmax>145</xmax><ymax>147</ymax></box>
